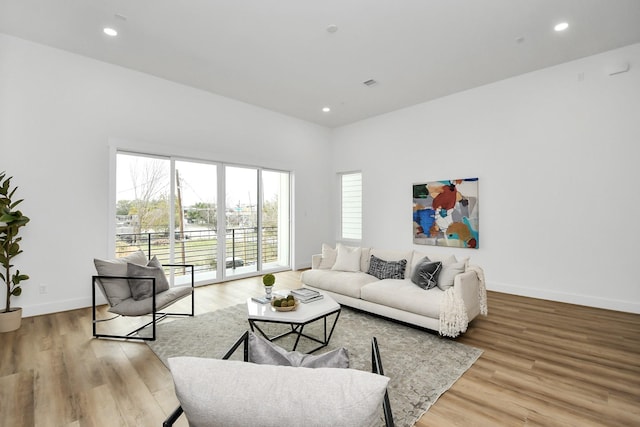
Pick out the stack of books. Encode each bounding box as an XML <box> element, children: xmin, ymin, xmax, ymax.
<box><xmin>290</xmin><ymin>288</ymin><xmax>324</xmax><ymax>303</ymax></box>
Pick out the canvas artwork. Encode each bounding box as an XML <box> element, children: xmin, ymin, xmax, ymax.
<box><xmin>413</xmin><ymin>178</ymin><xmax>479</xmax><ymax>249</ymax></box>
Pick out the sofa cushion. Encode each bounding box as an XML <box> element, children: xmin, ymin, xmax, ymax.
<box><xmin>411</xmin><ymin>258</ymin><xmax>442</xmax><ymax>290</ymax></box>
<box><xmin>367</xmin><ymin>255</ymin><xmax>407</xmax><ymax>280</ymax></box>
<box><xmin>332</xmin><ymin>243</ymin><xmax>362</xmax><ymax>272</ymax></box>
<box><xmin>360</xmin><ymin>247</ymin><xmax>371</xmax><ymax>272</ymax></box>
<box><xmin>300</xmin><ymin>269</ymin><xmax>377</xmax><ymax>299</ymax></box>
<box><xmin>361</xmin><ymin>279</ymin><xmax>443</xmax><ymax>318</ymax></box>
<box><xmin>318</xmin><ymin>243</ymin><xmax>337</xmax><ymax>269</ymax></box>
<box><xmin>168</xmin><ymin>357</ymin><xmax>390</xmax><ymax>427</ymax></box>
<box><xmin>437</xmin><ymin>260</ymin><xmax>467</xmax><ymax>290</ymax></box>
<box><xmin>248</xmin><ymin>331</ymin><xmax>349</xmax><ymax>368</ymax></box>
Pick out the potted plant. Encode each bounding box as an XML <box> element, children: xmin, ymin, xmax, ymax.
<box><xmin>0</xmin><ymin>172</ymin><xmax>30</xmax><ymax>333</ymax></box>
<box><xmin>262</xmin><ymin>273</ymin><xmax>275</xmax><ymax>300</ymax></box>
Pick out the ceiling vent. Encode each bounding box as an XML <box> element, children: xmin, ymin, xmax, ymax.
<box><xmin>363</xmin><ymin>79</ymin><xmax>378</xmax><ymax>87</ymax></box>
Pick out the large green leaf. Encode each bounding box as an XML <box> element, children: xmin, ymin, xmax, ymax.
<box><xmin>10</xmin><ymin>199</ymin><xmax>24</xmax><ymax>209</ymax></box>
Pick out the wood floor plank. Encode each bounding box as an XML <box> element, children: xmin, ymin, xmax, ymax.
<box><xmin>1</xmin><ymin>274</ymin><xmax>639</xmax><ymax>426</ymax></box>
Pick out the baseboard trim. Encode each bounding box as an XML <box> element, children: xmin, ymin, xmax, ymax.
<box><xmin>21</xmin><ymin>296</ymin><xmax>101</xmax><ymax>318</ymax></box>
<box><xmin>488</xmin><ymin>281</ymin><xmax>640</xmax><ymax>314</ymax></box>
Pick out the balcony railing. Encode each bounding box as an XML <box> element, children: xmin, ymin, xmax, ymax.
<box><xmin>115</xmin><ymin>227</ymin><xmax>279</xmax><ymax>274</ymax></box>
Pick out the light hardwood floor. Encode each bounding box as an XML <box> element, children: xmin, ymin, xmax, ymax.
<box><xmin>1</xmin><ymin>271</ymin><xmax>639</xmax><ymax>426</ymax></box>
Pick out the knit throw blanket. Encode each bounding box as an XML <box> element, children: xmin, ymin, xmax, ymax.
<box><xmin>439</xmin><ymin>264</ymin><xmax>487</xmax><ymax>337</ymax></box>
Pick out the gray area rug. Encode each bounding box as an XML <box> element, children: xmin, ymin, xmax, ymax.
<box><xmin>146</xmin><ymin>304</ymin><xmax>482</xmax><ymax>427</ymax></box>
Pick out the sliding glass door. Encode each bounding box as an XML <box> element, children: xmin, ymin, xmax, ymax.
<box><xmin>225</xmin><ymin>166</ymin><xmax>258</xmax><ymax>278</ymax></box>
<box><xmin>115</xmin><ymin>151</ymin><xmax>290</xmax><ymax>285</ymax></box>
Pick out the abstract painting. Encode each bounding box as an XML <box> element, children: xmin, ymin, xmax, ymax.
<box><xmin>413</xmin><ymin>178</ymin><xmax>479</xmax><ymax>248</ymax></box>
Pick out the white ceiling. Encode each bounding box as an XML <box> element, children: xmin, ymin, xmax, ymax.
<box><xmin>1</xmin><ymin>0</ymin><xmax>639</xmax><ymax>128</ymax></box>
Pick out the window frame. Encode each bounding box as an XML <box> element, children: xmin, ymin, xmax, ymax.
<box><xmin>339</xmin><ymin>171</ymin><xmax>362</xmax><ymax>242</ymax></box>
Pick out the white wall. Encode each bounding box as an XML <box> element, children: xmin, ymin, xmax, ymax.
<box><xmin>331</xmin><ymin>43</ymin><xmax>640</xmax><ymax>314</ymax></box>
<box><xmin>0</xmin><ymin>34</ymin><xmax>333</xmax><ymax>316</ymax></box>
<box><xmin>2</xmin><ymin>32</ymin><xmax>638</xmax><ymax>317</ymax></box>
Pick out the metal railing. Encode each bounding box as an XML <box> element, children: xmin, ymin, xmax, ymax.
<box><xmin>115</xmin><ymin>227</ymin><xmax>280</xmax><ymax>274</ymax></box>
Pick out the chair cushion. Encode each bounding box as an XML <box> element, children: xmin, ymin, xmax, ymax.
<box><xmin>108</xmin><ymin>285</ymin><xmax>192</xmax><ymax>316</ymax></box>
<box><xmin>94</xmin><ymin>250</ymin><xmax>148</xmax><ymax>306</ymax></box>
<box><xmin>126</xmin><ymin>256</ymin><xmax>170</xmax><ymax>300</ymax></box>
<box><xmin>168</xmin><ymin>356</ymin><xmax>389</xmax><ymax>427</ymax></box>
<box><xmin>248</xmin><ymin>331</ymin><xmax>349</xmax><ymax>368</ymax></box>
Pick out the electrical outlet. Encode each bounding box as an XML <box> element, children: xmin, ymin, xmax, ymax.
<box><xmin>39</xmin><ymin>284</ymin><xmax>48</xmax><ymax>294</ymax></box>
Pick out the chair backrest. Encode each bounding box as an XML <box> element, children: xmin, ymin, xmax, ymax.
<box><xmin>93</xmin><ymin>250</ymin><xmax>147</xmax><ymax>306</ymax></box>
<box><xmin>165</xmin><ymin>332</ymin><xmax>395</xmax><ymax>427</ymax></box>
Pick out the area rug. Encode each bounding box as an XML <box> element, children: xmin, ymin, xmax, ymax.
<box><xmin>145</xmin><ymin>304</ymin><xmax>482</xmax><ymax>427</ymax></box>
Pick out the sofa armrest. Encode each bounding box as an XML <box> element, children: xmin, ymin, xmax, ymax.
<box><xmin>453</xmin><ymin>270</ymin><xmax>481</xmax><ymax>317</ymax></box>
<box><xmin>311</xmin><ymin>254</ymin><xmax>322</xmax><ymax>269</ymax></box>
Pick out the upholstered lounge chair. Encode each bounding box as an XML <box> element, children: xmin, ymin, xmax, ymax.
<box><xmin>92</xmin><ymin>250</ymin><xmax>194</xmax><ymax>341</ymax></box>
<box><xmin>163</xmin><ymin>331</ymin><xmax>394</xmax><ymax>427</ymax></box>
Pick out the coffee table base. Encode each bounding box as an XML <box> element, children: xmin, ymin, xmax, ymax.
<box><xmin>248</xmin><ymin>308</ymin><xmax>341</xmax><ymax>354</ymax></box>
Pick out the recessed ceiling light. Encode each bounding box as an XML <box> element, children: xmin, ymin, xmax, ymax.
<box><xmin>554</xmin><ymin>22</ymin><xmax>569</xmax><ymax>32</ymax></box>
<box><xmin>103</xmin><ymin>27</ymin><xmax>118</xmax><ymax>37</ymax></box>
<box><xmin>326</xmin><ymin>24</ymin><xmax>338</xmax><ymax>33</ymax></box>
<box><xmin>322</xmin><ymin>107</ymin><xmax>331</xmax><ymax>113</ymax></box>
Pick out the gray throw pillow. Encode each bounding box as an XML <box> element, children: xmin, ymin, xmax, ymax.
<box><xmin>94</xmin><ymin>250</ymin><xmax>148</xmax><ymax>306</ymax></box>
<box><xmin>411</xmin><ymin>257</ymin><xmax>442</xmax><ymax>290</ymax></box>
<box><xmin>127</xmin><ymin>256</ymin><xmax>170</xmax><ymax>301</ymax></box>
<box><xmin>248</xmin><ymin>331</ymin><xmax>349</xmax><ymax>368</ymax></box>
<box><xmin>367</xmin><ymin>254</ymin><xmax>407</xmax><ymax>280</ymax></box>
<box><xmin>168</xmin><ymin>357</ymin><xmax>389</xmax><ymax>427</ymax></box>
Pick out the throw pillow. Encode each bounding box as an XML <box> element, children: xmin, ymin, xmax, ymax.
<box><xmin>248</xmin><ymin>331</ymin><xmax>349</xmax><ymax>368</ymax></box>
<box><xmin>411</xmin><ymin>257</ymin><xmax>442</xmax><ymax>290</ymax></box>
<box><xmin>331</xmin><ymin>243</ymin><xmax>362</xmax><ymax>272</ymax></box>
<box><xmin>317</xmin><ymin>243</ymin><xmax>337</xmax><ymax>269</ymax></box>
<box><xmin>367</xmin><ymin>255</ymin><xmax>408</xmax><ymax>280</ymax></box>
<box><xmin>127</xmin><ymin>256</ymin><xmax>170</xmax><ymax>301</ymax></box>
<box><xmin>93</xmin><ymin>250</ymin><xmax>148</xmax><ymax>306</ymax></box>
<box><xmin>168</xmin><ymin>356</ymin><xmax>389</xmax><ymax>427</ymax></box>
<box><xmin>437</xmin><ymin>260</ymin><xmax>466</xmax><ymax>290</ymax></box>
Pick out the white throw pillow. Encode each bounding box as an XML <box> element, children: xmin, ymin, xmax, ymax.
<box><xmin>331</xmin><ymin>243</ymin><xmax>362</xmax><ymax>272</ymax></box>
<box><xmin>169</xmin><ymin>357</ymin><xmax>389</xmax><ymax>427</ymax></box>
<box><xmin>317</xmin><ymin>243</ymin><xmax>337</xmax><ymax>269</ymax></box>
<box><xmin>437</xmin><ymin>260</ymin><xmax>466</xmax><ymax>290</ymax></box>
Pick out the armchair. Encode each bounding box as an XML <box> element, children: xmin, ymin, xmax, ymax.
<box><xmin>163</xmin><ymin>331</ymin><xmax>394</xmax><ymax>427</ymax></box>
<box><xmin>92</xmin><ymin>250</ymin><xmax>194</xmax><ymax>341</ymax></box>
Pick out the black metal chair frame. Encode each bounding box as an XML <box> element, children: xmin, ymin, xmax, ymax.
<box><xmin>162</xmin><ymin>332</ymin><xmax>394</xmax><ymax>427</ymax></box>
<box><xmin>92</xmin><ymin>263</ymin><xmax>195</xmax><ymax>341</ymax></box>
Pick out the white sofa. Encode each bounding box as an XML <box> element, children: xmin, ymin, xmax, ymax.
<box><xmin>300</xmin><ymin>244</ymin><xmax>487</xmax><ymax>337</ymax></box>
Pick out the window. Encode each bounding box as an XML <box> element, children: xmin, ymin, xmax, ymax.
<box><xmin>115</xmin><ymin>151</ymin><xmax>291</xmax><ymax>285</ymax></box>
<box><xmin>340</xmin><ymin>172</ymin><xmax>362</xmax><ymax>240</ymax></box>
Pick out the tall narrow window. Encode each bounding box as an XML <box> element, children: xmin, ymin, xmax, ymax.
<box><xmin>340</xmin><ymin>172</ymin><xmax>362</xmax><ymax>240</ymax></box>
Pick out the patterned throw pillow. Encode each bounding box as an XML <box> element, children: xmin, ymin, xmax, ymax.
<box><xmin>367</xmin><ymin>255</ymin><xmax>407</xmax><ymax>280</ymax></box>
<box><xmin>411</xmin><ymin>257</ymin><xmax>442</xmax><ymax>290</ymax></box>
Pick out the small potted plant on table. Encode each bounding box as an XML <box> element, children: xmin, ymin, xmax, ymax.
<box><xmin>262</xmin><ymin>273</ymin><xmax>275</xmax><ymax>300</ymax></box>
